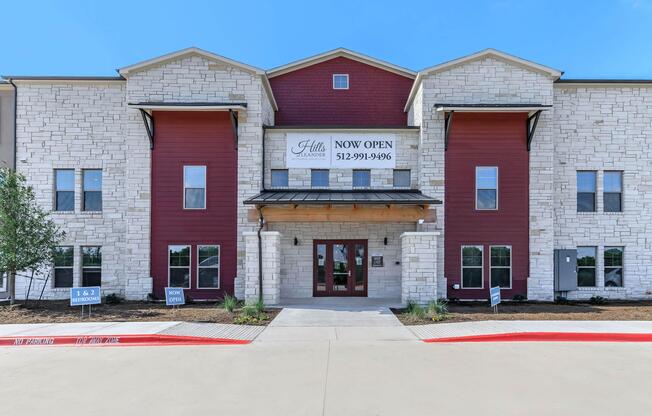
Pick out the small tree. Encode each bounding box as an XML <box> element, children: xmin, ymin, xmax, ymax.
<box><xmin>0</xmin><ymin>168</ymin><xmax>64</xmax><ymax>305</ymax></box>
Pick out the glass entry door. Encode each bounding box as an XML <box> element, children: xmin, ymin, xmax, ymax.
<box><xmin>313</xmin><ymin>240</ymin><xmax>367</xmax><ymax>296</ymax></box>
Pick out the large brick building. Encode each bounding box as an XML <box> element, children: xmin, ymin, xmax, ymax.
<box><xmin>1</xmin><ymin>47</ymin><xmax>650</xmax><ymax>303</ymax></box>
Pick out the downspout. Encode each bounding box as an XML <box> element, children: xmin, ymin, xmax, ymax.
<box><xmin>8</xmin><ymin>79</ymin><xmax>17</xmax><ymax>170</ymax></box>
<box><xmin>257</xmin><ymin>207</ymin><xmax>265</xmax><ymax>303</ymax></box>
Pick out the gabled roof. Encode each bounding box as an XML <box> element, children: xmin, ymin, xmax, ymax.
<box><xmin>118</xmin><ymin>47</ymin><xmax>277</xmax><ymax>110</ymax></box>
<box><xmin>267</xmin><ymin>47</ymin><xmax>416</xmax><ymax>79</ymax></box>
<box><xmin>404</xmin><ymin>49</ymin><xmax>563</xmax><ymax>111</ymax></box>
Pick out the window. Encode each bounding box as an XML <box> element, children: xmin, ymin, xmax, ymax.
<box><xmin>476</xmin><ymin>167</ymin><xmax>498</xmax><ymax>210</ymax></box>
<box><xmin>577</xmin><ymin>246</ymin><xmax>596</xmax><ymax>287</ymax></box>
<box><xmin>490</xmin><ymin>246</ymin><xmax>511</xmax><ymax>288</ymax></box>
<box><xmin>169</xmin><ymin>245</ymin><xmax>190</xmax><ymax>288</ymax></box>
<box><xmin>393</xmin><ymin>169</ymin><xmax>411</xmax><ymax>188</ymax></box>
<box><xmin>604</xmin><ymin>247</ymin><xmax>624</xmax><ymax>287</ymax></box>
<box><xmin>184</xmin><ymin>166</ymin><xmax>206</xmax><ymax>209</ymax></box>
<box><xmin>53</xmin><ymin>246</ymin><xmax>74</xmax><ymax>288</ymax></box>
<box><xmin>54</xmin><ymin>169</ymin><xmax>74</xmax><ymax>211</ymax></box>
<box><xmin>197</xmin><ymin>245</ymin><xmax>220</xmax><ymax>288</ymax></box>
<box><xmin>311</xmin><ymin>169</ymin><xmax>329</xmax><ymax>188</ymax></box>
<box><xmin>0</xmin><ymin>271</ymin><xmax>5</xmax><ymax>291</ymax></box>
<box><xmin>461</xmin><ymin>245</ymin><xmax>483</xmax><ymax>288</ymax></box>
<box><xmin>82</xmin><ymin>169</ymin><xmax>102</xmax><ymax>211</ymax></box>
<box><xmin>352</xmin><ymin>170</ymin><xmax>371</xmax><ymax>188</ymax></box>
<box><xmin>81</xmin><ymin>246</ymin><xmax>101</xmax><ymax>287</ymax></box>
<box><xmin>577</xmin><ymin>171</ymin><xmax>596</xmax><ymax>212</ymax></box>
<box><xmin>271</xmin><ymin>169</ymin><xmax>289</xmax><ymax>188</ymax></box>
<box><xmin>604</xmin><ymin>171</ymin><xmax>623</xmax><ymax>212</ymax></box>
<box><xmin>332</xmin><ymin>74</ymin><xmax>349</xmax><ymax>90</ymax></box>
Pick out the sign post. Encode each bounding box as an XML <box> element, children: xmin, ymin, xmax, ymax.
<box><xmin>165</xmin><ymin>288</ymin><xmax>185</xmax><ymax>315</ymax></box>
<box><xmin>490</xmin><ymin>286</ymin><xmax>501</xmax><ymax>313</ymax></box>
<box><xmin>70</xmin><ymin>287</ymin><xmax>101</xmax><ymax>319</ymax></box>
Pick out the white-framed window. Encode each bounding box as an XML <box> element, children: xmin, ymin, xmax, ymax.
<box><xmin>184</xmin><ymin>166</ymin><xmax>206</xmax><ymax>209</ymax></box>
<box><xmin>490</xmin><ymin>245</ymin><xmax>512</xmax><ymax>289</ymax></box>
<box><xmin>461</xmin><ymin>245</ymin><xmax>483</xmax><ymax>288</ymax></box>
<box><xmin>577</xmin><ymin>171</ymin><xmax>597</xmax><ymax>212</ymax></box>
<box><xmin>603</xmin><ymin>171</ymin><xmax>623</xmax><ymax>212</ymax></box>
<box><xmin>332</xmin><ymin>74</ymin><xmax>349</xmax><ymax>90</ymax></box>
<box><xmin>0</xmin><ymin>271</ymin><xmax>6</xmax><ymax>291</ymax></box>
<box><xmin>53</xmin><ymin>246</ymin><xmax>74</xmax><ymax>288</ymax></box>
<box><xmin>197</xmin><ymin>245</ymin><xmax>220</xmax><ymax>289</ymax></box>
<box><xmin>352</xmin><ymin>170</ymin><xmax>371</xmax><ymax>188</ymax></box>
<box><xmin>82</xmin><ymin>169</ymin><xmax>102</xmax><ymax>211</ymax></box>
<box><xmin>271</xmin><ymin>169</ymin><xmax>289</xmax><ymax>188</ymax></box>
<box><xmin>604</xmin><ymin>246</ymin><xmax>624</xmax><ymax>287</ymax></box>
<box><xmin>54</xmin><ymin>169</ymin><xmax>75</xmax><ymax>211</ymax></box>
<box><xmin>577</xmin><ymin>246</ymin><xmax>597</xmax><ymax>287</ymax></box>
<box><xmin>81</xmin><ymin>246</ymin><xmax>101</xmax><ymax>287</ymax></box>
<box><xmin>476</xmin><ymin>167</ymin><xmax>498</xmax><ymax>210</ymax></box>
<box><xmin>393</xmin><ymin>169</ymin><xmax>411</xmax><ymax>188</ymax></box>
<box><xmin>169</xmin><ymin>245</ymin><xmax>191</xmax><ymax>289</ymax></box>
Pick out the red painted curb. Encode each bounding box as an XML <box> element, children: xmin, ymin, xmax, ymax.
<box><xmin>0</xmin><ymin>334</ymin><xmax>251</xmax><ymax>347</ymax></box>
<box><xmin>423</xmin><ymin>332</ymin><xmax>652</xmax><ymax>343</ymax></box>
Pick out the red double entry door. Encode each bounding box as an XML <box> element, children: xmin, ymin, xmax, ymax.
<box><xmin>313</xmin><ymin>240</ymin><xmax>368</xmax><ymax>297</ymax></box>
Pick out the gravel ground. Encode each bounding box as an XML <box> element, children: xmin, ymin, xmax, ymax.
<box><xmin>0</xmin><ymin>300</ymin><xmax>280</xmax><ymax>325</ymax></box>
<box><xmin>393</xmin><ymin>301</ymin><xmax>652</xmax><ymax>325</ymax></box>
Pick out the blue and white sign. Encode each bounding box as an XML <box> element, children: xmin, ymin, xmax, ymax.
<box><xmin>165</xmin><ymin>287</ymin><xmax>185</xmax><ymax>306</ymax></box>
<box><xmin>70</xmin><ymin>287</ymin><xmax>101</xmax><ymax>306</ymax></box>
<box><xmin>490</xmin><ymin>286</ymin><xmax>501</xmax><ymax>307</ymax></box>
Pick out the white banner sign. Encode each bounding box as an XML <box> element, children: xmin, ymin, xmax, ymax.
<box><xmin>286</xmin><ymin>133</ymin><xmax>396</xmax><ymax>169</ymax></box>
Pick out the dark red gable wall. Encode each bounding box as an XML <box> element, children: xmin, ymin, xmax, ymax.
<box><xmin>151</xmin><ymin>111</ymin><xmax>237</xmax><ymax>300</ymax></box>
<box><xmin>445</xmin><ymin>113</ymin><xmax>529</xmax><ymax>300</ymax></box>
<box><xmin>270</xmin><ymin>57</ymin><xmax>413</xmax><ymax>126</ymax></box>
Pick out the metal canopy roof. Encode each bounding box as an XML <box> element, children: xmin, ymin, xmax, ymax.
<box><xmin>128</xmin><ymin>102</ymin><xmax>247</xmax><ymax>111</ymax></box>
<box><xmin>434</xmin><ymin>103</ymin><xmax>552</xmax><ymax>112</ymax></box>
<box><xmin>244</xmin><ymin>189</ymin><xmax>441</xmax><ymax>205</ymax></box>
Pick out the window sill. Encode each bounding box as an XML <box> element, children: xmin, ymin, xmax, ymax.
<box><xmin>577</xmin><ymin>286</ymin><xmax>626</xmax><ymax>291</ymax></box>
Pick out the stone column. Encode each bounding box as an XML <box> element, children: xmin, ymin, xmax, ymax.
<box><xmin>400</xmin><ymin>231</ymin><xmax>439</xmax><ymax>305</ymax></box>
<box><xmin>244</xmin><ymin>231</ymin><xmax>281</xmax><ymax>305</ymax></box>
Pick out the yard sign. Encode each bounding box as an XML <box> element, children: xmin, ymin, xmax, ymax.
<box><xmin>490</xmin><ymin>286</ymin><xmax>501</xmax><ymax>312</ymax></box>
<box><xmin>165</xmin><ymin>287</ymin><xmax>185</xmax><ymax>306</ymax></box>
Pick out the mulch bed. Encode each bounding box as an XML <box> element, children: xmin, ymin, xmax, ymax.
<box><xmin>0</xmin><ymin>300</ymin><xmax>280</xmax><ymax>326</ymax></box>
<box><xmin>392</xmin><ymin>301</ymin><xmax>652</xmax><ymax>325</ymax></box>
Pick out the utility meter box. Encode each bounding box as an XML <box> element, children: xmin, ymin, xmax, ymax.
<box><xmin>554</xmin><ymin>249</ymin><xmax>578</xmax><ymax>292</ymax></box>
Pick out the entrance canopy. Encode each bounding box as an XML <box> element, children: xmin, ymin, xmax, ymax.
<box><xmin>244</xmin><ymin>189</ymin><xmax>440</xmax><ymax>223</ymax></box>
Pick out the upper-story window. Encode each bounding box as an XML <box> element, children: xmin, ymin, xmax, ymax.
<box><xmin>184</xmin><ymin>166</ymin><xmax>206</xmax><ymax>209</ymax></box>
<box><xmin>54</xmin><ymin>169</ymin><xmax>74</xmax><ymax>212</ymax></box>
<box><xmin>352</xmin><ymin>170</ymin><xmax>371</xmax><ymax>188</ymax></box>
<box><xmin>271</xmin><ymin>169</ymin><xmax>289</xmax><ymax>188</ymax></box>
<box><xmin>82</xmin><ymin>169</ymin><xmax>102</xmax><ymax>211</ymax></box>
<box><xmin>311</xmin><ymin>169</ymin><xmax>329</xmax><ymax>188</ymax></box>
<box><xmin>393</xmin><ymin>169</ymin><xmax>411</xmax><ymax>188</ymax></box>
<box><xmin>577</xmin><ymin>171</ymin><xmax>596</xmax><ymax>212</ymax></box>
<box><xmin>333</xmin><ymin>74</ymin><xmax>349</xmax><ymax>90</ymax></box>
<box><xmin>603</xmin><ymin>171</ymin><xmax>623</xmax><ymax>212</ymax></box>
<box><xmin>476</xmin><ymin>167</ymin><xmax>498</xmax><ymax>210</ymax></box>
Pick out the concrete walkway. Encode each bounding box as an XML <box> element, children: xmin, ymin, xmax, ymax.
<box><xmin>258</xmin><ymin>298</ymin><xmax>416</xmax><ymax>342</ymax></box>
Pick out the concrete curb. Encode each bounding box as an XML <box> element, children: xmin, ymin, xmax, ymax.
<box><xmin>0</xmin><ymin>333</ymin><xmax>251</xmax><ymax>347</ymax></box>
<box><xmin>423</xmin><ymin>332</ymin><xmax>652</xmax><ymax>343</ymax></box>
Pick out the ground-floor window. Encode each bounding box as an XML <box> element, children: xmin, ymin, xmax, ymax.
<box><xmin>169</xmin><ymin>245</ymin><xmax>191</xmax><ymax>288</ymax></box>
<box><xmin>577</xmin><ymin>246</ymin><xmax>596</xmax><ymax>287</ymax></box>
<box><xmin>490</xmin><ymin>246</ymin><xmax>511</xmax><ymax>288</ymax></box>
<box><xmin>461</xmin><ymin>245</ymin><xmax>483</xmax><ymax>288</ymax></box>
<box><xmin>197</xmin><ymin>245</ymin><xmax>220</xmax><ymax>288</ymax></box>
<box><xmin>604</xmin><ymin>247</ymin><xmax>624</xmax><ymax>287</ymax></box>
<box><xmin>54</xmin><ymin>246</ymin><xmax>74</xmax><ymax>288</ymax></box>
<box><xmin>81</xmin><ymin>246</ymin><xmax>102</xmax><ymax>287</ymax></box>
<box><xmin>0</xmin><ymin>271</ymin><xmax>6</xmax><ymax>290</ymax></box>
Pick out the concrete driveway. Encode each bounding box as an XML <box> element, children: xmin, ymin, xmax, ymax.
<box><xmin>1</xmin><ymin>340</ymin><xmax>650</xmax><ymax>415</ymax></box>
<box><xmin>258</xmin><ymin>297</ymin><xmax>416</xmax><ymax>341</ymax></box>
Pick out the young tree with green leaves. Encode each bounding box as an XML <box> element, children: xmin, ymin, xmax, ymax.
<box><xmin>0</xmin><ymin>167</ymin><xmax>64</xmax><ymax>305</ymax></box>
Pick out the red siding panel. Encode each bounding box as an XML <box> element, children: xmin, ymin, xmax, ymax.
<box><xmin>445</xmin><ymin>113</ymin><xmax>529</xmax><ymax>300</ymax></box>
<box><xmin>151</xmin><ymin>111</ymin><xmax>237</xmax><ymax>300</ymax></box>
<box><xmin>270</xmin><ymin>57</ymin><xmax>413</xmax><ymax>126</ymax></box>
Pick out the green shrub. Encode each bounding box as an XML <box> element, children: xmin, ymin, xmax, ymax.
<box><xmin>234</xmin><ymin>304</ymin><xmax>267</xmax><ymax>325</ymax></box>
<box><xmin>555</xmin><ymin>296</ymin><xmax>570</xmax><ymax>304</ymax></box>
<box><xmin>104</xmin><ymin>293</ymin><xmax>123</xmax><ymax>305</ymax></box>
<box><xmin>512</xmin><ymin>294</ymin><xmax>527</xmax><ymax>302</ymax></box>
<box><xmin>221</xmin><ymin>294</ymin><xmax>237</xmax><ymax>313</ymax></box>
<box><xmin>589</xmin><ymin>295</ymin><xmax>606</xmax><ymax>305</ymax></box>
<box><xmin>427</xmin><ymin>299</ymin><xmax>448</xmax><ymax>316</ymax></box>
<box><xmin>253</xmin><ymin>298</ymin><xmax>265</xmax><ymax>313</ymax></box>
<box><xmin>408</xmin><ymin>303</ymin><xmax>426</xmax><ymax>319</ymax></box>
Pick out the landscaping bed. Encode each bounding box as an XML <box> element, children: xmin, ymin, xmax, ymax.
<box><xmin>0</xmin><ymin>300</ymin><xmax>280</xmax><ymax>326</ymax></box>
<box><xmin>392</xmin><ymin>300</ymin><xmax>652</xmax><ymax>325</ymax></box>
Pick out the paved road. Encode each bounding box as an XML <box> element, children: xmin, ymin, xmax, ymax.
<box><xmin>1</xmin><ymin>340</ymin><xmax>650</xmax><ymax>415</ymax></box>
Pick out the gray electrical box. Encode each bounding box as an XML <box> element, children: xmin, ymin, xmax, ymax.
<box><xmin>554</xmin><ymin>249</ymin><xmax>578</xmax><ymax>292</ymax></box>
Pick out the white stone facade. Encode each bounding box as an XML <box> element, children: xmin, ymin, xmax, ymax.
<box><xmin>401</xmin><ymin>232</ymin><xmax>439</xmax><ymax>304</ymax></box>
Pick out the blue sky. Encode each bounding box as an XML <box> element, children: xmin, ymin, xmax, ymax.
<box><xmin>1</xmin><ymin>0</ymin><xmax>651</xmax><ymax>79</ymax></box>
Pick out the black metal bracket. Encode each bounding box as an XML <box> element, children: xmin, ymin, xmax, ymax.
<box><xmin>444</xmin><ymin>111</ymin><xmax>454</xmax><ymax>151</ymax></box>
<box><xmin>526</xmin><ymin>110</ymin><xmax>542</xmax><ymax>151</ymax></box>
<box><xmin>138</xmin><ymin>109</ymin><xmax>155</xmax><ymax>150</ymax></box>
<box><xmin>229</xmin><ymin>109</ymin><xmax>239</xmax><ymax>149</ymax></box>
